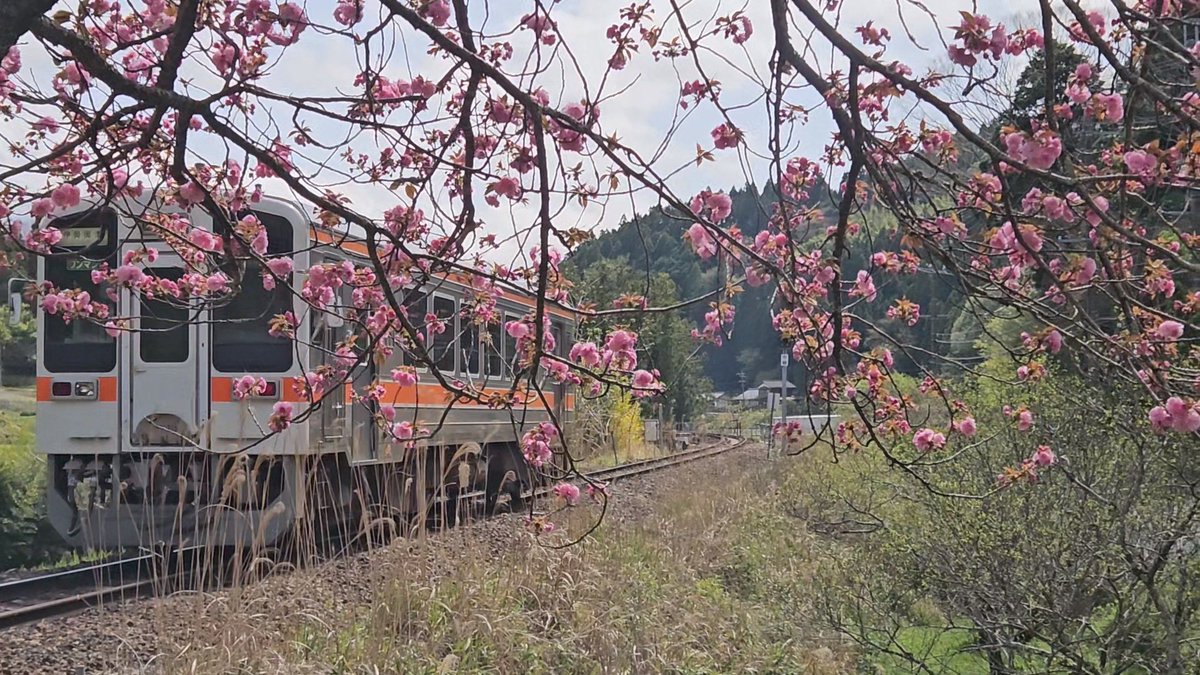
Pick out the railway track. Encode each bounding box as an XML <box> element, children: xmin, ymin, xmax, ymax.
<box><xmin>0</xmin><ymin>434</ymin><xmax>744</xmax><ymax>631</ymax></box>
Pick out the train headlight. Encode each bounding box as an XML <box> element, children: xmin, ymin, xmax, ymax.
<box><xmin>73</xmin><ymin>380</ymin><xmax>97</xmax><ymax>399</ymax></box>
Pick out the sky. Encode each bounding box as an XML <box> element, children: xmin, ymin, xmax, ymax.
<box><xmin>6</xmin><ymin>0</ymin><xmax>1066</xmax><ymax>266</ymax></box>
<box><xmin>253</xmin><ymin>0</ymin><xmax>1046</xmax><ymax>260</ymax></box>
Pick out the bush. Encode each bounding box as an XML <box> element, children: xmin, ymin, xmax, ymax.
<box><xmin>790</xmin><ymin>359</ymin><xmax>1200</xmax><ymax>672</ymax></box>
<box><xmin>0</xmin><ymin>410</ymin><xmax>68</xmax><ymax>568</ymax></box>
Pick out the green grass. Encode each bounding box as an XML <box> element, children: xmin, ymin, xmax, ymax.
<box><xmin>873</xmin><ymin>627</ymin><xmax>989</xmax><ymax>674</ymax></box>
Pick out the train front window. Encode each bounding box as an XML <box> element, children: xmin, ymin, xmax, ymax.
<box><xmin>138</xmin><ymin>268</ymin><xmax>188</xmax><ymax>363</ymax></box>
<box><xmin>212</xmin><ymin>211</ymin><xmax>292</xmax><ymax>373</ymax></box>
<box><xmin>42</xmin><ymin>210</ymin><xmax>118</xmax><ymax>373</ymax></box>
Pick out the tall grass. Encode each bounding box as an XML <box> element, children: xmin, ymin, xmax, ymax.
<box><xmin>156</xmin><ymin>451</ymin><xmax>858</xmax><ymax>673</ymax></box>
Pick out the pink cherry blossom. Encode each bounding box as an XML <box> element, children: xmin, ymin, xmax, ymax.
<box><xmin>711</xmin><ymin>123</ymin><xmax>741</xmax><ymax>149</ymax></box>
<box><xmin>269</xmin><ymin>402</ymin><xmax>294</xmax><ymax>433</ymax></box>
<box><xmin>569</xmin><ymin>342</ymin><xmax>601</xmax><ymax>369</ymax></box>
<box><xmin>423</xmin><ymin>0</ymin><xmax>451</xmax><ymax>26</ymax></box>
<box><xmin>521</xmin><ymin>422</ymin><xmax>557</xmax><ymax>468</ymax></box>
<box><xmin>391</xmin><ymin>421</ymin><xmax>415</xmax><ymax>440</ymax></box>
<box><xmin>1155</xmin><ymin>320</ymin><xmax>1184</xmax><ymax>341</ymax></box>
<box><xmin>505</xmin><ymin>320</ymin><xmax>530</xmax><ymax>340</ymax></box>
<box><xmin>631</xmin><ymin>369</ymin><xmax>660</xmax><ymax>394</ymax></box>
<box><xmin>233</xmin><ymin>375</ymin><xmax>267</xmax><ymax>400</ymax></box>
<box><xmin>684</xmin><ymin>223</ymin><xmax>717</xmax><ymax>260</ymax></box>
<box><xmin>391</xmin><ymin>366</ymin><xmax>418</xmax><ymax>387</ymax></box>
<box><xmin>1017</xmin><ymin>409</ymin><xmax>1034</xmax><ymax>432</ymax></box>
<box><xmin>520</xmin><ymin>12</ymin><xmax>558</xmax><ymax>45</ymax></box>
<box><xmin>266</xmin><ymin>257</ymin><xmax>293</xmax><ymax>278</ymax></box>
<box><xmin>851</xmin><ymin>270</ymin><xmax>877</xmax><ymax>302</ymax></box>
<box><xmin>1031</xmin><ymin>445</ymin><xmax>1056</xmax><ymax>467</ymax></box>
<box><xmin>51</xmin><ymin>183</ymin><xmax>81</xmax><ymax>209</ymax></box>
<box><xmin>178</xmin><ymin>181</ymin><xmax>206</xmax><ymax>205</ymax></box>
<box><xmin>33</xmin><ymin>117</ymin><xmax>60</xmax><ymax>133</ymax></box>
<box><xmin>1154</xmin><ymin>397</ymin><xmax>1200</xmax><ymax>433</ymax></box>
<box><xmin>210</xmin><ymin>43</ymin><xmax>237</xmax><ymax>75</ymax></box>
<box><xmin>552</xmin><ymin>482</ymin><xmax>581</xmax><ymax>505</ymax></box>
<box><xmin>1150</xmin><ymin>405</ymin><xmax>1173</xmax><ymax>430</ymax></box>
<box><xmin>1045</xmin><ymin>330</ymin><xmax>1063</xmax><ymax>354</ymax></box>
<box><xmin>705</xmin><ymin>192</ymin><xmax>732</xmax><ymax>221</ymax></box>
<box><xmin>913</xmin><ymin>428</ymin><xmax>947</xmax><ymax>452</ymax></box>
<box><xmin>333</xmin><ymin>0</ymin><xmax>362</xmax><ymax>26</ymax></box>
<box><xmin>114</xmin><ymin>264</ymin><xmax>146</xmax><ymax>285</ymax></box>
<box><xmin>955</xmin><ymin>417</ymin><xmax>977</xmax><ymax>436</ymax></box>
<box><xmin>491</xmin><ymin>176</ymin><xmax>523</xmax><ymax>201</ymax></box>
<box><xmin>1124</xmin><ymin>149</ymin><xmax>1157</xmax><ymax>176</ymax></box>
<box><xmin>1092</xmin><ymin>92</ymin><xmax>1124</xmax><ymax>123</ymax></box>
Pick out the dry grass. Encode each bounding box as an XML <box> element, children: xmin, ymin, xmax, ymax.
<box><xmin>142</xmin><ymin>448</ymin><xmax>856</xmax><ymax>674</ymax></box>
<box><xmin>573</xmin><ymin>438</ymin><xmax>664</xmax><ymax>471</ymax></box>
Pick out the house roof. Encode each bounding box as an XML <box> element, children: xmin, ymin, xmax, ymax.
<box><xmin>757</xmin><ymin>379</ymin><xmax>796</xmax><ymax>390</ymax></box>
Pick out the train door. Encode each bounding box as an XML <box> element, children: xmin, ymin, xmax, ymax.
<box><xmin>317</xmin><ymin>276</ymin><xmax>349</xmax><ymax>444</ymax></box>
<box><xmin>347</xmin><ymin>300</ymin><xmax>376</xmax><ymax>462</ymax></box>
<box><xmin>123</xmin><ymin>248</ymin><xmax>207</xmax><ymax>448</ymax></box>
<box><xmin>551</xmin><ymin>321</ymin><xmax>566</xmax><ymax>421</ymax></box>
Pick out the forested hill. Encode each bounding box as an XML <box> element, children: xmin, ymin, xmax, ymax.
<box><xmin>564</xmin><ymin>182</ymin><xmax>837</xmax><ymax>393</ymax></box>
<box><xmin>565</xmin><ymin>178</ymin><xmax>983</xmax><ymax>395</ymax></box>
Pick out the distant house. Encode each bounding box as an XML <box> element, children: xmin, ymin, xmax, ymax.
<box><xmin>707</xmin><ymin>392</ymin><xmax>731</xmax><ymax>411</ymax></box>
<box><xmin>730</xmin><ymin>388</ymin><xmax>766</xmax><ymax>409</ymax></box>
<box><xmin>729</xmin><ymin>380</ymin><xmax>797</xmax><ymax>410</ymax></box>
<box><xmin>757</xmin><ymin>380</ymin><xmax>796</xmax><ymax>396</ymax></box>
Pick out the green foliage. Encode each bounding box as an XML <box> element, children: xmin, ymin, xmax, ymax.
<box><xmin>566</xmin><ymin>182</ymin><xmax>834</xmax><ymax>392</ymax></box>
<box><xmin>0</xmin><ymin>305</ymin><xmax>35</xmax><ymax>348</ymax></box>
<box><xmin>608</xmin><ymin>388</ymin><xmax>643</xmax><ymax>452</ymax></box>
<box><xmin>0</xmin><ymin>408</ymin><xmax>69</xmax><ymax>568</ymax></box>
<box><xmin>1009</xmin><ymin>42</ymin><xmax>1087</xmax><ymax>125</ymax></box>
<box><xmin>790</xmin><ymin>335</ymin><xmax>1200</xmax><ymax>672</ymax></box>
<box><xmin>568</xmin><ymin>258</ymin><xmax>712</xmax><ymax>423</ymax></box>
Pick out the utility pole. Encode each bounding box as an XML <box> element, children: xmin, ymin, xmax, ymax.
<box><xmin>779</xmin><ymin>352</ymin><xmax>789</xmax><ymax>459</ymax></box>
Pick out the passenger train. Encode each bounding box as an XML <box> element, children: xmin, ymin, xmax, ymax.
<box><xmin>35</xmin><ymin>194</ymin><xmax>575</xmax><ymax>550</ymax></box>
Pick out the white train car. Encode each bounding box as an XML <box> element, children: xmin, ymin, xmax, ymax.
<box><xmin>36</xmin><ymin>195</ymin><xmax>575</xmax><ymax>550</ymax></box>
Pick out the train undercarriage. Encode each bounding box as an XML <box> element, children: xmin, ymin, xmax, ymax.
<box><xmin>45</xmin><ymin>442</ymin><xmax>539</xmax><ymax>551</ymax></box>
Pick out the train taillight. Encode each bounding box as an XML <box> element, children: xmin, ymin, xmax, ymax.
<box><xmin>50</xmin><ymin>380</ymin><xmax>98</xmax><ymax>399</ymax></box>
<box><xmin>254</xmin><ymin>381</ymin><xmax>279</xmax><ymax>399</ymax></box>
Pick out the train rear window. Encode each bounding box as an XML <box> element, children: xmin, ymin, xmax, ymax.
<box><xmin>42</xmin><ymin>209</ymin><xmax>118</xmax><ymax>373</ymax></box>
<box><xmin>212</xmin><ymin>211</ymin><xmax>292</xmax><ymax>373</ymax></box>
<box><xmin>138</xmin><ymin>268</ymin><xmax>189</xmax><ymax>363</ymax></box>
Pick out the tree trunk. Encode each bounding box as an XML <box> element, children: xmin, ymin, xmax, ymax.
<box><xmin>0</xmin><ymin>0</ymin><xmax>56</xmax><ymax>56</ymax></box>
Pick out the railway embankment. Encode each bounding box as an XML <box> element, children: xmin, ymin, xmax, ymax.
<box><xmin>0</xmin><ymin>441</ymin><xmax>859</xmax><ymax>673</ymax></box>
